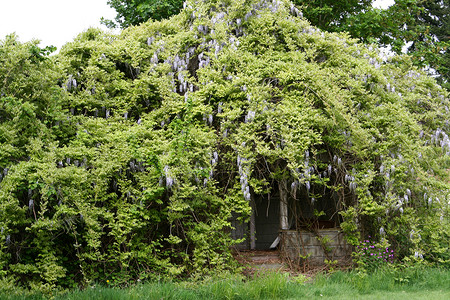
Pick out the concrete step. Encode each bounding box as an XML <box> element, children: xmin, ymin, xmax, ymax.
<box><xmin>249</xmin><ymin>255</ymin><xmax>281</xmax><ymax>263</ymax></box>
<box><xmin>253</xmin><ymin>263</ymin><xmax>285</xmax><ymax>270</ymax></box>
<box><xmin>240</xmin><ymin>250</ymin><xmax>283</xmax><ymax>265</ymax></box>
<box><xmin>234</xmin><ymin>250</ymin><xmax>292</xmax><ymax>275</ymax></box>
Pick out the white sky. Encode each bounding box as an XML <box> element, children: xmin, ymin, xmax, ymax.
<box><xmin>0</xmin><ymin>0</ymin><xmax>396</xmax><ymax>52</ymax></box>
<box><xmin>373</xmin><ymin>0</ymin><xmax>395</xmax><ymax>9</ymax></box>
<box><xmin>0</xmin><ymin>0</ymin><xmax>117</xmax><ymax>51</ymax></box>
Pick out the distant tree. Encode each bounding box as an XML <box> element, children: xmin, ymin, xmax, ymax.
<box><xmin>378</xmin><ymin>0</ymin><xmax>449</xmax><ymax>89</ymax></box>
<box><xmin>294</xmin><ymin>0</ymin><xmax>449</xmax><ymax>89</ymax></box>
<box><xmin>292</xmin><ymin>0</ymin><xmax>373</xmax><ymax>32</ymax></box>
<box><xmin>407</xmin><ymin>0</ymin><xmax>449</xmax><ymax>88</ymax></box>
<box><xmin>101</xmin><ymin>0</ymin><xmax>184</xmax><ymax>28</ymax></box>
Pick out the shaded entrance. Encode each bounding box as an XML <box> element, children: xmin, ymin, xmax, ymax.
<box><xmin>230</xmin><ymin>180</ymin><xmax>352</xmax><ymax>266</ymax></box>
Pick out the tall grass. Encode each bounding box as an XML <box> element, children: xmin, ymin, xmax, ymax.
<box><xmin>1</xmin><ymin>267</ymin><xmax>448</xmax><ymax>300</ymax></box>
<box><xmin>304</xmin><ymin>267</ymin><xmax>450</xmax><ymax>299</ymax></box>
<box><xmin>318</xmin><ymin>266</ymin><xmax>450</xmax><ymax>293</ymax></box>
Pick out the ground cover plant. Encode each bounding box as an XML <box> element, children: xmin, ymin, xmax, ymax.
<box><xmin>354</xmin><ymin>236</ymin><xmax>395</xmax><ymax>271</ymax></box>
<box><xmin>0</xmin><ymin>0</ymin><xmax>449</xmax><ymax>294</ymax></box>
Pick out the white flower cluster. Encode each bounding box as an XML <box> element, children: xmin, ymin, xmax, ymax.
<box><xmin>0</xmin><ymin>167</ymin><xmax>8</xmax><ymax>183</ymax></box>
<box><xmin>386</xmin><ymin>82</ymin><xmax>395</xmax><ymax>93</ymax></box>
<box><xmin>290</xmin><ymin>151</ymin><xmax>318</xmax><ymax>196</ymax></box>
<box><xmin>431</xmin><ymin>128</ymin><xmax>450</xmax><ymax>155</ymax></box>
<box><xmin>3</xmin><ymin>226</ymin><xmax>11</xmax><ymax>245</ymax></box>
<box><xmin>289</xmin><ymin>4</ymin><xmax>302</xmax><ymax>17</ymax></box>
<box><xmin>148</xmin><ymin>36</ymin><xmax>165</xmax><ymax>65</ymax></box>
<box><xmin>55</xmin><ymin>157</ymin><xmax>88</xmax><ymax>169</ymax></box>
<box><xmin>301</xmin><ymin>27</ymin><xmax>319</xmax><ymax>35</ymax></box>
<box><xmin>197</xmin><ymin>24</ymin><xmax>209</xmax><ymax>36</ymax></box>
<box><xmin>333</xmin><ymin>154</ymin><xmax>343</xmax><ymax>168</ymax></box>
<box><xmin>170</xmin><ymin>53</ymin><xmax>190</xmax><ymax>93</ymax></box>
<box><xmin>198</xmin><ymin>52</ymin><xmax>211</xmax><ymax>69</ymax></box>
<box><xmin>211</xmin><ymin>151</ymin><xmax>219</xmax><ymax>166</ymax></box>
<box><xmin>345</xmin><ymin>174</ymin><xmax>357</xmax><ymax>192</ymax></box>
<box><xmin>406</xmin><ymin>70</ymin><xmax>421</xmax><ymax>78</ymax></box>
<box><xmin>237</xmin><ymin>155</ymin><xmax>251</xmax><ymax>201</ymax></box>
<box><xmin>163</xmin><ymin>165</ymin><xmax>174</xmax><ymax>189</ymax></box>
<box><xmin>129</xmin><ymin>160</ymin><xmax>145</xmax><ymax>173</ymax></box>
<box><xmin>66</xmin><ymin>75</ymin><xmax>77</xmax><ymax>91</ymax></box>
<box><xmin>253</xmin><ymin>0</ymin><xmax>283</xmax><ymax>13</ymax></box>
<box><xmin>211</xmin><ymin>11</ymin><xmax>226</xmax><ymax>24</ymax></box>
<box><xmin>164</xmin><ymin>39</ymin><xmax>227</xmax><ymax>94</ymax></box>
<box><xmin>245</xmin><ymin>110</ymin><xmax>256</xmax><ymax>123</ymax></box>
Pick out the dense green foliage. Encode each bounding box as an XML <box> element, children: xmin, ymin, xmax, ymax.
<box><xmin>0</xmin><ymin>0</ymin><xmax>449</xmax><ymax>293</ymax></box>
<box><xmin>103</xmin><ymin>0</ymin><xmax>449</xmax><ymax>88</ymax></box>
<box><xmin>104</xmin><ymin>1</ymin><xmax>449</xmax><ymax>89</ymax></box>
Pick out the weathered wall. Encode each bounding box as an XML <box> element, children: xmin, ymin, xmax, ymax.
<box><xmin>230</xmin><ymin>212</ymin><xmax>249</xmax><ymax>250</ymax></box>
<box><xmin>281</xmin><ymin>229</ymin><xmax>352</xmax><ymax>266</ymax></box>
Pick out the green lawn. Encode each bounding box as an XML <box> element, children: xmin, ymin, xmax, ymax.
<box><xmin>1</xmin><ymin>267</ymin><xmax>448</xmax><ymax>299</ymax></box>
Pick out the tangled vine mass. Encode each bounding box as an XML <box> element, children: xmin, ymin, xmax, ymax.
<box><xmin>0</xmin><ymin>0</ymin><xmax>449</xmax><ymax>291</ymax></box>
